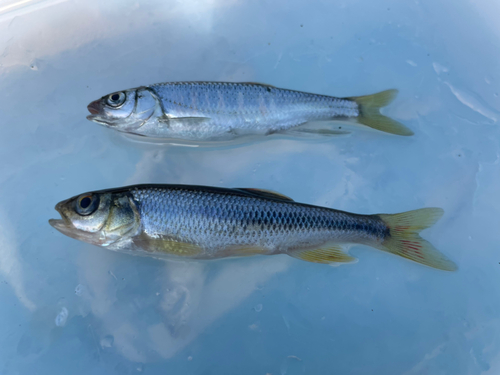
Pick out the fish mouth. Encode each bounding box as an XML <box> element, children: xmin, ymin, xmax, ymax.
<box><xmin>49</xmin><ymin>218</ymin><xmax>72</xmax><ymax>233</ymax></box>
<box><xmin>87</xmin><ymin>100</ymin><xmax>101</xmax><ymax>115</ymax></box>
<box><xmin>49</xmin><ymin>217</ymin><xmax>93</xmax><ymax>243</ymax></box>
<box><xmin>49</xmin><ymin>203</ymin><xmax>82</xmax><ymax>241</ymax></box>
<box><xmin>86</xmin><ymin>115</ymin><xmax>115</xmax><ymax>127</ymax></box>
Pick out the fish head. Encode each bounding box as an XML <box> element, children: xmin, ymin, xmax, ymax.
<box><xmin>49</xmin><ymin>190</ymin><xmax>141</xmax><ymax>247</ymax></box>
<box><xmin>86</xmin><ymin>87</ymin><xmax>160</xmax><ymax>133</ymax></box>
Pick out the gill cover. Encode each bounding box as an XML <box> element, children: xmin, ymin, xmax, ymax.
<box><xmin>49</xmin><ymin>192</ymin><xmax>141</xmax><ymax>247</ymax></box>
<box><xmin>86</xmin><ymin>87</ymin><xmax>160</xmax><ymax>132</ymax></box>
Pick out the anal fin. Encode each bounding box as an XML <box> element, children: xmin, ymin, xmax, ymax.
<box><xmin>279</xmin><ymin>122</ymin><xmax>351</xmax><ymax>139</ymax></box>
<box><xmin>289</xmin><ymin>244</ymin><xmax>356</xmax><ymax>264</ymax></box>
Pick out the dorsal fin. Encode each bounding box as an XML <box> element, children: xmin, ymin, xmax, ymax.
<box><xmin>239</xmin><ymin>82</ymin><xmax>276</xmax><ymax>88</ymax></box>
<box><xmin>235</xmin><ymin>188</ymin><xmax>294</xmax><ymax>202</ymax></box>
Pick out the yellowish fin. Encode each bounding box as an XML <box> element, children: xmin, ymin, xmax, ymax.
<box><xmin>377</xmin><ymin>208</ymin><xmax>457</xmax><ymax>271</ymax></box>
<box><xmin>230</xmin><ymin>245</ymin><xmax>269</xmax><ymax>257</ymax></box>
<box><xmin>133</xmin><ymin>235</ymin><xmax>203</xmax><ymax>256</ymax></box>
<box><xmin>350</xmin><ymin>89</ymin><xmax>414</xmax><ymax>136</ymax></box>
<box><xmin>289</xmin><ymin>244</ymin><xmax>356</xmax><ymax>264</ymax></box>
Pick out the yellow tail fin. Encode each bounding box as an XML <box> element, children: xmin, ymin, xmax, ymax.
<box><xmin>377</xmin><ymin>208</ymin><xmax>457</xmax><ymax>271</ymax></box>
<box><xmin>350</xmin><ymin>89</ymin><xmax>414</xmax><ymax>136</ymax></box>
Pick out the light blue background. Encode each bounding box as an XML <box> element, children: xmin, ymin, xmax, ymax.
<box><xmin>0</xmin><ymin>0</ymin><xmax>499</xmax><ymax>374</ymax></box>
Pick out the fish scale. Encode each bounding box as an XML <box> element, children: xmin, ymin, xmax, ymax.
<box><xmin>130</xmin><ymin>186</ymin><xmax>387</xmax><ymax>255</ymax></box>
<box><xmin>150</xmin><ymin>82</ymin><xmax>359</xmax><ymax>140</ymax></box>
<box><xmin>152</xmin><ymin>82</ymin><xmax>358</xmax><ymax>121</ymax></box>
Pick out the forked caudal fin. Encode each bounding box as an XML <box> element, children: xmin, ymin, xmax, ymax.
<box><xmin>349</xmin><ymin>89</ymin><xmax>414</xmax><ymax>136</ymax></box>
<box><xmin>377</xmin><ymin>208</ymin><xmax>457</xmax><ymax>271</ymax></box>
<box><xmin>287</xmin><ymin>208</ymin><xmax>456</xmax><ymax>271</ymax></box>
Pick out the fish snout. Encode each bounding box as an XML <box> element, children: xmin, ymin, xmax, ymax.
<box><xmin>55</xmin><ymin>201</ymin><xmax>64</xmax><ymax>213</ymax></box>
<box><xmin>87</xmin><ymin>100</ymin><xmax>101</xmax><ymax>115</ymax></box>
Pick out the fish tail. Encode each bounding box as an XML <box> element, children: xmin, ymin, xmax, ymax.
<box><xmin>376</xmin><ymin>208</ymin><xmax>457</xmax><ymax>271</ymax></box>
<box><xmin>349</xmin><ymin>89</ymin><xmax>414</xmax><ymax>136</ymax></box>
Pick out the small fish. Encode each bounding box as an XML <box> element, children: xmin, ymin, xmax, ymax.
<box><xmin>49</xmin><ymin>184</ymin><xmax>455</xmax><ymax>271</ymax></box>
<box><xmin>86</xmin><ymin>82</ymin><xmax>413</xmax><ymax>141</ymax></box>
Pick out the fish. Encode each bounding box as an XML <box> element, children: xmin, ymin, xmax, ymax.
<box><xmin>49</xmin><ymin>184</ymin><xmax>456</xmax><ymax>271</ymax></box>
<box><xmin>86</xmin><ymin>82</ymin><xmax>413</xmax><ymax>141</ymax></box>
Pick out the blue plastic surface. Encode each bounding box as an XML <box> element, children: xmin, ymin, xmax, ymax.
<box><xmin>0</xmin><ymin>0</ymin><xmax>499</xmax><ymax>374</ymax></box>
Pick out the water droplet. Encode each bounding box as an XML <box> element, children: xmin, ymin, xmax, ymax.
<box><xmin>444</xmin><ymin>82</ymin><xmax>498</xmax><ymax>123</ymax></box>
<box><xmin>100</xmin><ymin>335</ymin><xmax>114</xmax><ymax>348</ymax></box>
<box><xmin>152</xmin><ymin>151</ymin><xmax>161</xmax><ymax>161</ymax></box>
<box><xmin>254</xmin><ymin>304</ymin><xmax>263</xmax><ymax>312</ymax></box>
<box><xmin>433</xmin><ymin>62</ymin><xmax>449</xmax><ymax>75</ymax></box>
<box><xmin>74</xmin><ymin>284</ymin><xmax>84</xmax><ymax>296</ymax></box>
<box><xmin>55</xmin><ymin>307</ymin><xmax>68</xmax><ymax>327</ymax></box>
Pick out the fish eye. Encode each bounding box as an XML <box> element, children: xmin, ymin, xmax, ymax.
<box><xmin>76</xmin><ymin>194</ymin><xmax>100</xmax><ymax>216</ymax></box>
<box><xmin>80</xmin><ymin>196</ymin><xmax>92</xmax><ymax>209</ymax></box>
<box><xmin>106</xmin><ymin>92</ymin><xmax>126</xmax><ymax>107</ymax></box>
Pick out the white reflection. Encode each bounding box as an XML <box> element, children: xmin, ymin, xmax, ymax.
<box><xmin>0</xmin><ymin>208</ymin><xmax>36</xmax><ymax>311</ymax></box>
<box><xmin>148</xmin><ymin>257</ymin><xmax>289</xmax><ymax>359</ymax></box>
<box><xmin>0</xmin><ymin>0</ymin><xmax>236</xmax><ymax>68</ymax></box>
<box><xmin>402</xmin><ymin>343</ymin><xmax>446</xmax><ymax>375</ymax></box>
<box><xmin>444</xmin><ymin>82</ymin><xmax>498</xmax><ymax>123</ymax></box>
<box><xmin>78</xmin><ymin>247</ymin><xmax>289</xmax><ymax>361</ymax></box>
<box><xmin>0</xmin><ymin>0</ymin><xmax>67</xmax><ymax>19</ymax></box>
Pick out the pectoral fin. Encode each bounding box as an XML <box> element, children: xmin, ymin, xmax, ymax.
<box><xmin>158</xmin><ymin>116</ymin><xmax>211</xmax><ymax>126</ymax></box>
<box><xmin>133</xmin><ymin>235</ymin><xmax>203</xmax><ymax>257</ymax></box>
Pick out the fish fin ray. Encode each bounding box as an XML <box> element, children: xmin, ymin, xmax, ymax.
<box><xmin>235</xmin><ymin>188</ymin><xmax>294</xmax><ymax>202</ymax></box>
<box><xmin>159</xmin><ymin>116</ymin><xmax>211</xmax><ymax>126</ymax></box>
<box><xmin>376</xmin><ymin>208</ymin><xmax>457</xmax><ymax>271</ymax></box>
<box><xmin>349</xmin><ymin>89</ymin><xmax>413</xmax><ymax>136</ymax></box>
<box><xmin>274</xmin><ymin>121</ymin><xmax>351</xmax><ymax>138</ymax></box>
<box><xmin>289</xmin><ymin>244</ymin><xmax>357</xmax><ymax>264</ymax></box>
<box><xmin>133</xmin><ymin>235</ymin><xmax>203</xmax><ymax>257</ymax></box>
<box><xmin>240</xmin><ymin>82</ymin><xmax>276</xmax><ymax>88</ymax></box>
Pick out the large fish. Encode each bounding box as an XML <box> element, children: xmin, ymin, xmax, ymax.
<box><xmin>86</xmin><ymin>82</ymin><xmax>413</xmax><ymax>141</ymax></box>
<box><xmin>49</xmin><ymin>184</ymin><xmax>455</xmax><ymax>271</ymax></box>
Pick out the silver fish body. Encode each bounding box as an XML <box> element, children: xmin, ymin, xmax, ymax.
<box><xmin>130</xmin><ymin>185</ymin><xmax>387</xmax><ymax>257</ymax></box>
<box><xmin>50</xmin><ymin>184</ymin><xmax>455</xmax><ymax>270</ymax></box>
<box><xmin>86</xmin><ymin>82</ymin><xmax>413</xmax><ymax>141</ymax></box>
